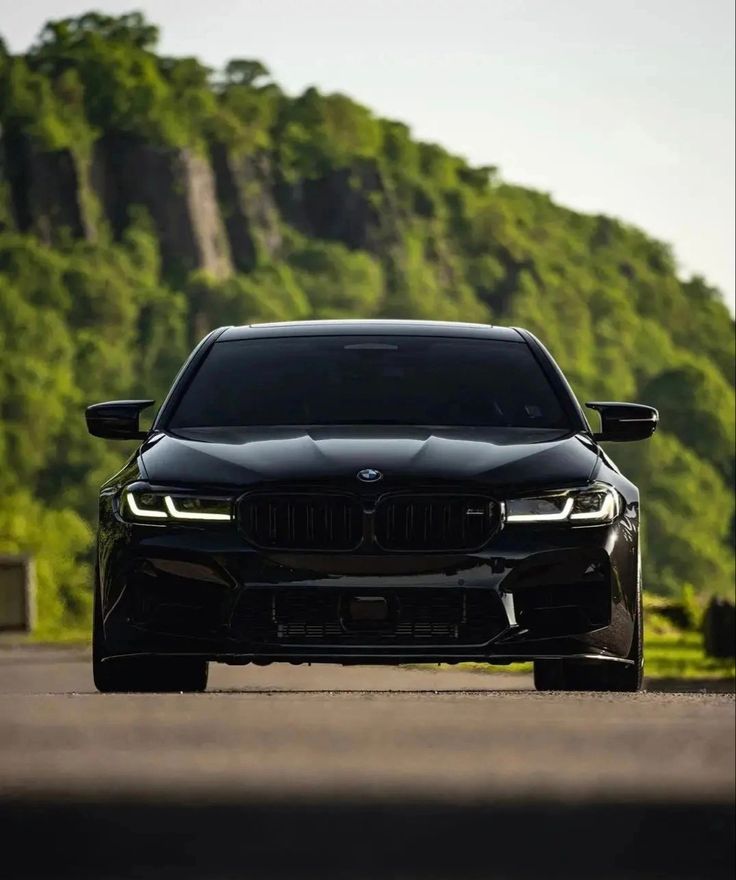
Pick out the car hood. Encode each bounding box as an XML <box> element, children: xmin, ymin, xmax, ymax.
<box><xmin>139</xmin><ymin>426</ymin><xmax>600</xmax><ymax>493</ymax></box>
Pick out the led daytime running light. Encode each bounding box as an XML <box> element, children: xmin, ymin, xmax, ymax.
<box><xmin>124</xmin><ymin>491</ymin><xmax>232</xmax><ymax>522</ymax></box>
<box><xmin>164</xmin><ymin>496</ymin><xmax>231</xmax><ymax>521</ymax></box>
<box><xmin>569</xmin><ymin>492</ymin><xmax>618</xmax><ymax>521</ymax></box>
<box><xmin>127</xmin><ymin>493</ymin><xmax>167</xmax><ymax>519</ymax></box>
<box><xmin>505</xmin><ymin>486</ymin><xmax>619</xmax><ymax>525</ymax></box>
<box><xmin>506</xmin><ymin>497</ymin><xmax>574</xmax><ymax>523</ymax></box>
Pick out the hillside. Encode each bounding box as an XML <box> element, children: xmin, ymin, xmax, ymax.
<box><xmin>0</xmin><ymin>12</ymin><xmax>733</xmax><ymax>632</ymax></box>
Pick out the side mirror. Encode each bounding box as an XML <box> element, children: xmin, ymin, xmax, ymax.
<box><xmin>586</xmin><ymin>401</ymin><xmax>658</xmax><ymax>442</ymax></box>
<box><xmin>85</xmin><ymin>400</ymin><xmax>155</xmax><ymax>440</ymax></box>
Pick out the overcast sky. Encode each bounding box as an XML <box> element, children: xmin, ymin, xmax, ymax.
<box><xmin>4</xmin><ymin>0</ymin><xmax>735</xmax><ymax>312</ymax></box>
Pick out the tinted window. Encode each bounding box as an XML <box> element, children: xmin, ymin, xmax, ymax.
<box><xmin>169</xmin><ymin>336</ymin><xmax>568</xmax><ymax>428</ymax></box>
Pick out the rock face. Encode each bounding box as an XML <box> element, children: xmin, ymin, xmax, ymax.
<box><xmin>2</xmin><ymin>131</ymin><xmax>96</xmax><ymax>243</ymax></box>
<box><xmin>0</xmin><ymin>129</ymin><xmax>400</xmax><ymax>278</ymax></box>
<box><xmin>0</xmin><ymin>139</ymin><xmax>13</xmax><ymax>232</ymax></box>
<box><xmin>276</xmin><ymin>160</ymin><xmax>397</xmax><ymax>253</ymax></box>
<box><xmin>0</xmin><ymin>128</ymin><xmax>400</xmax><ymax>279</ymax></box>
<box><xmin>210</xmin><ymin>145</ymin><xmax>282</xmax><ymax>272</ymax></box>
<box><xmin>93</xmin><ymin>135</ymin><xmax>232</xmax><ymax>279</ymax></box>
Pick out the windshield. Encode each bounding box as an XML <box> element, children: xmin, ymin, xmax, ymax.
<box><xmin>168</xmin><ymin>335</ymin><xmax>569</xmax><ymax>429</ymax></box>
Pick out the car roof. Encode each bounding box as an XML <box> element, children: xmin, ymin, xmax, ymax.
<box><xmin>218</xmin><ymin>319</ymin><xmax>524</xmax><ymax>342</ymax></box>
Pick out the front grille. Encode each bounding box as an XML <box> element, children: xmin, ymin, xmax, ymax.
<box><xmin>375</xmin><ymin>494</ymin><xmax>498</xmax><ymax>551</ymax></box>
<box><xmin>239</xmin><ymin>493</ymin><xmax>363</xmax><ymax>550</ymax></box>
<box><xmin>230</xmin><ymin>588</ymin><xmax>506</xmax><ymax>646</ymax></box>
<box><xmin>238</xmin><ymin>490</ymin><xmax>500</xmax><ymax>553</ymax></box>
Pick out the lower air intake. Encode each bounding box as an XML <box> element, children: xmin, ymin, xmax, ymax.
<box><xmin>230</xmin><ymin>588</ymin><xmax>506</xmax><ymax>646</ymax></box>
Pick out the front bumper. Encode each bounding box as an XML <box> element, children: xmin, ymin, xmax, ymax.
<box><xmin>98</xmin><ymin>504</ymin><xmax>639</xmax><ymax>665</ymax></box>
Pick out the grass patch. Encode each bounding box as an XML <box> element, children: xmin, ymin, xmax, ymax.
<box><xmin>415</xmin><ymin>624</ymin><xmax>735</xmax><ymax>683</ymax></box>
<box><xmin>645</xmin><ymin>629</ymin><xmax>735</xmax><ymax>680</ymax></box>
<box><xmin>406</xmin><ymin>661</ymin><xmax>533</xmax><ymax>676</ymax></box>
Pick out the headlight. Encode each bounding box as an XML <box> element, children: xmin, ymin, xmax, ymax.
<box><xmin>505</xmin><ymin>484</ymin><xmax>620</xmax><ymax>525</ymax></box>
<box><xmin>123</xmin><ymin>490</ymin><xmax>233</xmax><ymax>522</ymax></box>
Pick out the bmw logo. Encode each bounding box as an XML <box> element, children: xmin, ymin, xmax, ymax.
<box><xmin>357</xmin><ymin>468</ymin><xmax>383</xmax><ymax>483</ymax></box>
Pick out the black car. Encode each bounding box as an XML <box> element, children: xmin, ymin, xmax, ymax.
<box><xmin>87</xmin><ymin>320</ymin><xmax>658</xmax><ymax>693</ymax></box>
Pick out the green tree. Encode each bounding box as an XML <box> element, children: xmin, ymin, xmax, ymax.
<box><xmin>642</xmin><ymin>361</ymin><xmax>735</xmax><ymax>481</ymax></box>
<box><xmin>289</xmin><ymin>241</ymin><xmax>384</xmax><ymax>318</ymax></box>
<box><xmin>224</xmin><ymin>59</ymin><xmax>271</xmax><ymax>87</ymax></box>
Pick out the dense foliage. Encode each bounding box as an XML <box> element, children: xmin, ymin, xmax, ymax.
<box><xmin>0</xmin><ymin>13</ymin><xmax>733</xmax><ymax>633</ymax></box>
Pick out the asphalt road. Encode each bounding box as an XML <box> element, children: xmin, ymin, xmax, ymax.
<box><xmin>0</xmin><ymin>647</ymin><xmax>733</xmax><ymax>880</ymax></box>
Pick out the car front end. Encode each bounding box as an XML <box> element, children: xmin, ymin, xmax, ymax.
<box><xmin>97</xmin><ymin>445</ymin><xmax>639</xmax><ymax>669</ymax></box>
<box><xmin>88</xmin><ymin>320</ymin><xmax>657</xmax><ymax>692</ymax></box>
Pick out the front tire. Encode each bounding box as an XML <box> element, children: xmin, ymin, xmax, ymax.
<box><xmin>93</xmin><ymin>573</ymin><xmax>208</xmax><ymax>693</ymax></box>
<box><xmin>534</xmin><ymin>583</ymin><xmax>643</xmax><ymax>693</ymax></box>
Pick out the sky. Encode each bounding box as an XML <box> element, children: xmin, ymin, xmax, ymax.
<box><xmin>3</xmin><ymin>0</ymin><xmax>735</xmax><ymax>312</ymax></box>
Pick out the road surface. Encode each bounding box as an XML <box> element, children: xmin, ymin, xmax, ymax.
<box><xmin>0</xmin><ymin>646</ymin><xmax>733</xmax><ymax>879</ymax></box>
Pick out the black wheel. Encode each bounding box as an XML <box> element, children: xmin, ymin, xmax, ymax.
<box><xmin>93</xmin><ymin>574</ymin><xmax>208</xmax><ymax>694</ymax></box>
<box><xmin>534</xmin><ymin>582</ymin><xmax>643</xmax><ymax>693</ymax></box>
<box><xmin>533</xmin><ymin>659</ymin><xmax>565</xmax><ymax>691</ymax></box>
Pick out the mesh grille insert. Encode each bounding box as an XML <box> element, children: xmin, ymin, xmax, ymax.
<box><xmin>239</xmin><ymin>493</ymin><xmax>363</xmax><ymax>550</ymax></box>
<box><xmin>375</xmin><ymin>494</ymin><xmax>498</xmax><ymax>551</ymax></box>
<box><xmin>230</xmin><ymin>588</ymin><xmax>506</xmax><ymax>646</ymax></box>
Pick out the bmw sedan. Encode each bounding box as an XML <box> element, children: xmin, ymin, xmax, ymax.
<box><xmin>86</xmin><ymin>320</ymin><xmax>658</xmax><ymax>693</ymax></box>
